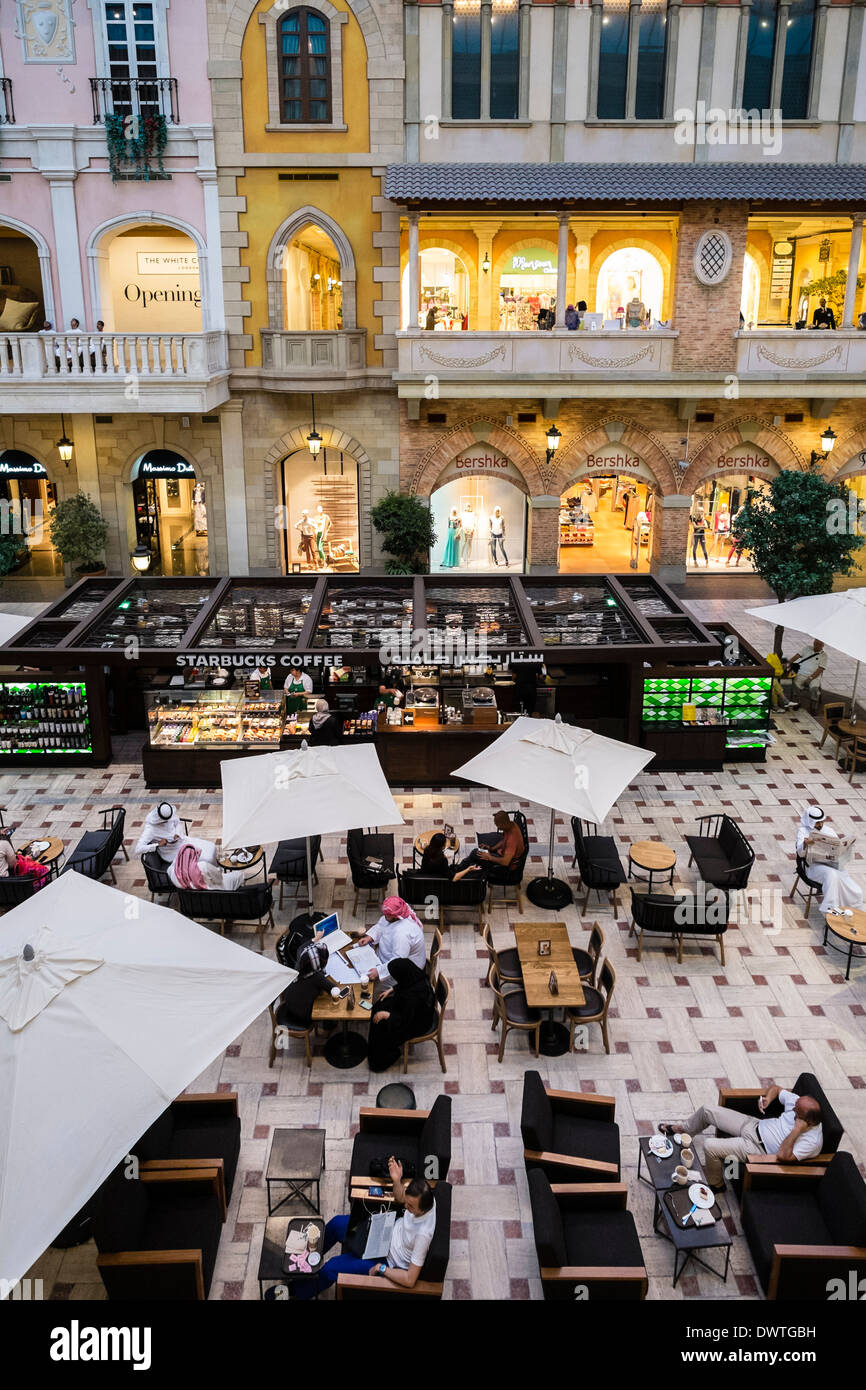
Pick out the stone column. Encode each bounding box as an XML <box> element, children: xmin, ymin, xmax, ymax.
<box><xmin>407</xmin><ymin>212</ymin><xmax>420</xmax><ymax>331</ymax></box>
<box><xmin>571</xmin><ymin>223</ymin><xmax>594</xmax><ymax>307</ymax></box>
<box><xmin>843</xmin><ymin>213</ymin><xmax>865</xmax><ymax>326</ymax></box>
<box><xmin>555</xmin><ymin>215</ymin><xmax>570</xmax><ymax>328</ymax></box>
<box><xmin>480</xmin><ymin>0</ymin><xmax>493</xmax><ymax>120</ymax></box>
<box><xmin>733</xmin><ymin>0</ymin><xmax>753</xmax><ymax>111</ymax></box>
<box><xmin>625</xmin><ymin>0</ymin><xmax>642</xmax><ymax>120</ymax></box>
<box><xmin>770</xmin><ymin>4</ymin><xmax>790</xmax><ymax>114</ymax></box>
<box><xmin>587</xmin><ymin>0</ymin><xmax>603</xmax><ymax>118</ymax></box>
<box><xmin>219</xmin><ymin>400</ymin><xmax>250</xmax><ymax>576</ymax></box>
<box><xmin>69</xmin><ymin>414</ymin><xmax>101</xmax><ymax>511</ymax></box>
<box><xmin>655</xmin><ymin>494</ymin><xmax>692</xmax><ymax>584</ymax></box>
<box><xmin>664</xmin><ymin>0</ymin><xmax>681</xmax><ymax>119</ymax></box>
<box><xmin>477</xmin><ymin>226</ymin><xmax>498</xmax><ymax>330</ymax></box>
<box><xmin>48</xmin><ymin>176</ymin><xmax>86</xmax><ymax>326</ymax></box>
<box><xmin>518</xmin><ymin>0</ymin><xmax>532</xmax><ymax>120</ymax></box>
<box><xmin>442</xmin><ymin>2</ymin><xmax>454</xmax><ymax>118</ymax></box>
<box><xmin>528</xmin><ymin>496</ymin><xmax>561</xmax><ymax>573</ymax></box>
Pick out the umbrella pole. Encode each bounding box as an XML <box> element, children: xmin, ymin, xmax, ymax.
<box><xmin>306</xmin><ymin>836</ymin><xmax>314</xmax><ymax>908</ymax></box>
<box><xmin>547</xmin><ymin>806</ymin><xmax>555</xmax><ymax>879</ymax></box>
<box><xmin>852</xmin><ymin>661</ymin><xmax>860</xmax><ymax>720</ymax></box>
<box><xmin>526</xmin><ymin>806</ymin><xmax>574</xmax><ymax>915</ymax></box>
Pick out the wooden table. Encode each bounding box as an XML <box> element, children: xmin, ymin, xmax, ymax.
<box><xmin>311</xmin><ymin>982</ymin><xmax>372</xmax><ymax>1068</ymax></box>
<box><xmin>413</xmin><ymin>830</ymin><xmax>460</xmax><ymax>867</ymax></box>
<box><xmin>20</xmin><ymin>836</ymin><xmax>65</xmax><ymax>879</ymax></box>
<box><xmin>217</xmin><ymin>844</ymin><xmax>264</xmax><ymax>877</ymax></box>
<box><xmin>824</xmin><ymin>908</ymin><xmax>866</xmax><ymax>980</ymax></box>
<box><xmin>628</xmin><ymin>840</ymin><xmax>677</xmax><ymax>891</ymax></box>
<box><xmin>513</xmin><ymin>922</ymin><xmax>586</xmax><ymax>1057</ymax></box>
<box><xmin>836</xmin><ymin>720</ymin><xmax>866</xmax><ymax>776</ymax></box>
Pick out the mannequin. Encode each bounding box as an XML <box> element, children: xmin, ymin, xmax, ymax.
<box><xmin>314</xmin><ymin>504</ymin><xmax>332</xmax><ymax>568</ymax></box>
<box><xmin>442</xmin><ymin>507</ymin><xmax>461</xmax><ymax>568</ymax></box>
<box><xmin>460</xmin><ymin>502</ymin><xmax>476</xmax><ymax>564</ymax></box>
<box><xmin>626</xmin><ymin>296</ymin><xmax>646</xmax><ymax>328</ymax></box>
<box><xmin>296</xmin><ymin>509</ymin><xmax>318</xmax><ymax>569</ymax></box>
<box><xmin>489</xmin><ymin>506</ymin><xmax>508</xmax><ymax>566</ymax></box>
<box><xmin>713</xmin><ymin>500</ymin><xmax>731</xmax><ymax>557</ymax></box>
<box><xmin>192</xmin><ymin>481</ymin><xmax>208</xmax><ymax>536</ymax></box>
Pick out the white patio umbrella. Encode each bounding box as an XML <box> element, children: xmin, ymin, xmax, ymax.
<box><xmin>220</xmin><ymin>741</ymin><xmax>404</xmax><ymax>904</ymax></box>
<box><xmin>0</xmin><ymin>610</ymin><xmax>31</xmax><ymax>644</ymax></box>
<box><xmin>452</xmin><ymin>714</ymin><xmax>653</xmax><ymax>909</ymax></box>
<box><xmin>748</xmin><ymin>588</ymin><xmax>866</xmax><ymax>713</ymax></box>
<box><xmin>0</xmin><ymin>871</ymin><xmax>291</xmax><ymax>1289</ymax></box>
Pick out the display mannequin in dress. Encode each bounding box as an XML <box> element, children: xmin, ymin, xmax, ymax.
<box><xmin>712</xmin><ymin>500</ymin><xmax>731</xmax><ymax>557</ymax></box>
<box><xmin>460</xmin><ymin>502</ymin><xmax>476</xmax><ymax>564</ymax></box>
<box><xmin>314</xmin><ymin>504</ymin><xmax>332</xmax><ymax>567</ymax></box>
<box><xmin>192</xmin><ymin>482</ymin><xmax>208</xmax><ymax>536</ymax></box>
<box><xmin>442</xmin><ymin>507</ymin><xmax>461</xmax><ymax>568</ymax></box>
<box><xmin>489</xmin><ymin>506</ymin><xmax>508</xmax><ymax>566</ymax></box>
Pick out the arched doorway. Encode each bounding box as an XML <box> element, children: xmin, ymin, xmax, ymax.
<box><xmin>279</xmin><ymin>447</ymin><xmax>360</xmax><ymax>573</ymax></box>
<box><xmin>0</xmin><ymin>451</ymin><xmax>61</xmax><ymax>577</ymax></box>
<box><xmin>95</xmin><ymin>224</ymin><xmax>202</xmax><ymax>332</ymax></box>
<box><xmin>595</xmin><ymin>248</ymin><xmax>664</xmax><ymax>324</ymax></box>
<box><xmin>741</xmin><ymin>253</ymin><xmax>761</xmax><ymax>328</ymax></box>
<box><xmin>131</xmin><ymin>451</ymin><xmax>208</xmax><ymax>576</ymax></box>
<box><xmin>686</xmin><ymin>448</ymin><xmax>776</xmax><ymax>571</ymax></box>
<box><xmin>496</xmin><ymin>243</ymin><xmax>558</xmax><ymax>330</ymax></box>
<box><xmin>0</xmin><ymin>225</ymin><xmax>47</xmax><ymax>330</ymax></box>
<box><xmin>429</xmin><ymin>445</ymin><xmax>529</xmax><ymax>573</ymax></box>
<box><xmin>559</xmin><ymin>447</ymin><xmax>657</xmax><ymax>574</ymax></box>
<box><xmin>280</xmin><ymin>223</ymin><xmax>343</xmax><ymax>330</ymax></box>
<box><xmin>402</xmin><ymin>248</ymin><xmax>470</xmax><ymax>330</ymax></box>
<box><xmin>832</xmin><ymin>454</ymin><xmax>866</xmax><ymax>583</ymax></box>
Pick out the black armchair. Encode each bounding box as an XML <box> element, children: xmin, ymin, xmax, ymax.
<box><xmin>64</xmin><ymin>806</ymin><xmax>128</xmax><ymax>883</ymax></box>
<box><xmin>347</xmin><ymin>828</ymin><xmax>395</xmax><ymax>914</ymax></box>
<box><xmin>521</xmin><ymin>1070</ymin><xmax>620</xmax><ymax>1182</ymax></box>
<box><xmin>349</xmin><ymin>1095</ymin><xmax>452</xmax><ymax>1184</ymax></box>
<box><xmin>0</xmin><ymin>872</ymin><xmax>41</xmax><ymax>913</ymax></box>
<box><xmin>269</xmin><ymin>836</ymin><xmax>322</xmax><ymax>908</ymax></box>
<box><xmin>133</xmin><ymin>1092</ymin><xmax>242</xmax><ymax>1203</ymax></box>
<box><xmin>528</xmin><ymin>1169</ymin><xmax>647</xmax><ymax>1300</ymax></box>
<box><xmin>141</xmin><ymin>851</ymin><xmax>175</xmax><ymax>904</ymax></box>
<box><xmin>741</xmin><ymin>1152</ymin><xmax>866</xmax><ymax>1299</ymax></box>
<box><xmin>571</xmin><ymin>817</ymin><xmax>626</xmax><ymax>914</ymax></box>
<box><xmin>92</xmin><ymin>1159</ymin><xmax>225</xmax><ymax>1300</ymax></box>
<box><xmin>397</xmin><ymin>866</ymin><xmax>487</xmax><ymax>930</ymax></box>
<box><xmin>175</xmin><ymin>881</ymin><xmax>275</xmax><ymax>951</ymax></box>
<box><xmin>629</xmin><ymin>885</ymin><xmax>729</xmax><ymax>964</ymax></box>
<box><xmin>685</xmin><ymin>812</ymin><xmax>754</xmax><ymax>892</ymax></box>
<box><xmin>480</xmin><ymin>810</ymin><xmax>529</xmax><ymax>914</ymax></box>
<box><xmin>337</xmin><ymin>1182</ymin><xmax>452</xmax><ymax>1300</ymax></box>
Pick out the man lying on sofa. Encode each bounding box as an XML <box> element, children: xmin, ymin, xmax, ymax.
<box><xmin>658</xmin><ymin>1083</ymin><xmax>824</xmax><ymax>1191</ymax></box>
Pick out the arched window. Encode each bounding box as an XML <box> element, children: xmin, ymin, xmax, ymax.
<box><xmin>279</xmin><ymin>8</ymin><xmax>331</xmax><ymax>124</ymax></box>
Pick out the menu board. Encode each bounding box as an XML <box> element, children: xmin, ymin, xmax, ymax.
<box><xmin>770</xmin><ymin>253</ymin><xmax>794</xmax><ymax>303</ymax></box>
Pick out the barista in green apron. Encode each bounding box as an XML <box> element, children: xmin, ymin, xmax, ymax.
<box><xmin>377</xmin><ymin>664</ymin><xmax>404</xmax><ymax>710</ymax></box>
<box><xmin>283</xmin><ymin>668</ymin><xmax>313</xmax><ymax>714</ymax></box>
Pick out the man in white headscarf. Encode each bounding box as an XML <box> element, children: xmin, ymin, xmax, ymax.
<box><xmin>135</xmin><ymin>801</ymin><xmax>218</xmax><ymax>865</ymax></box>
<box><xmin>796</xmin><ymin>805</ymin><xmax>862</xmax><ymax>914</ymax></box>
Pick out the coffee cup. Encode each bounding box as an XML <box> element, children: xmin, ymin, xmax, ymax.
<box><xmin>673</xmin><ymin>1164</ymin><xmax>689</xmax><ymax>1186</ymax></box>
<box><xmin>681</xmin><ymin>1148</ymin><xmax>694</xmax><ymax>1166</ymax></box>
<box><xmin>678</xmin><ymin>1133</ymin><xmax>692</xmax><ymax>1148</ymax></box>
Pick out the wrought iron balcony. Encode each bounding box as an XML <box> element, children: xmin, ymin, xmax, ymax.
<box><xmin>90</xmin><ymin>77</ymin><xmax>179</xmax><ymax>124</ymax></box>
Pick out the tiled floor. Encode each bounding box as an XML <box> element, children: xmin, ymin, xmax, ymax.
<box><xmin>12</xmin><ymin>696</ymin><xmax>866</xmax><ymax>1302</ymax></box>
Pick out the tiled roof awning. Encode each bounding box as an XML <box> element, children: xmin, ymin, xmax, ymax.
<box><xmin>384</xmin><ymin>163</ymin><xmax>866</xmax><ymax>207</ymax></box>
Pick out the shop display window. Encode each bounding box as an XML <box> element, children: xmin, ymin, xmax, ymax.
<box><xmin>524</xmin><ymin>583</ymin><xmax>641</xmax><ymax>646</ymax></box>
<box><xmin>0</xmin><ymin>680</ymin><xmax>92</xmax><ymax>755</ymax></box>
<box><xmin>595</xmin><ymin>247</ymin><xmax>664</xmax><ymax>325</ymax></box>
<box><xmin>558</xmin><ymin>474</ymin><xmax>653</xmax><ymax>576</ymax></box>
<box><xmin>686</xmin><ymin>474</ymin><xmax>770</xmax><ymax>573</ymax></box>
<box><xmin>198</xmin><ymin>584</ymin><xmax>315</xmax><ymax>649</ymax></box>
<box><xmin>402</xmin><ymin>247</ymin><xmax>469</xmax><ymax>331</ymax></box>
<box><xmin>280</xmin><ymin>450</ymin><xmax>360</xmax><ymax>574</ymax></box>
<box><xmin>430</xmin><ymin>478</ymin><xmax>527</xmax><ymax>574</ymax></box>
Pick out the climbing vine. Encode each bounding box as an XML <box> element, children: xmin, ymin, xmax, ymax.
<box><xmin>104</xmin><ymin>112</ymin><xmax>168</xmax><ymax>182</ymax></box>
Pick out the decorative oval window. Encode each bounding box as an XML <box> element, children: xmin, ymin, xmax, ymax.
<box><xmin>694</xmin><ymin>230</ymin><xmax>732</xmax><ymax>286</ymax></box>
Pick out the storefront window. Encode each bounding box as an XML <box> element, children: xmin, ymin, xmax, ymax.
<box><xmin>430</xmin><ymin>473</ymin><xmax>527</xmax><ymax>574</ymax></box>
<box><xmin>781</xmin><ymin>0</ymin><xmax>816</xmax><ymax>119</ymax></box>
<box><xmin>104</xmin><ymin>226</ymin><xmax>202</xmax><ymax>333</ymax></box>
<box><xmin>741</xmin><ymin>253</ymin><xmax>761</xmax><ymax>328</ymax></box>
<box><xmin>0</xmin><ymin>228</ymin><xmax>45</xmax><ymax>331</ymax></box>
<box><xmin>635</xmin><ymin>0</ymin><xmax>668</xmax><ymax>121</ymax></box>
<box><xmin>280</xmin><ymin>448</ymin><xmax>360</xmax><ymax>574</ymax></box>
<box><xmin>0</xmin><ymin>451</ymin><xmax>61</xmax><ymax>578</ymax></box>
<box><xmin>402</xmin><ymin>248</ymin><xmax>469</xmax><ymax>330</ymax></box>
<box><xmin>837</xmin><ymin>473</ymin><xmax>866</xmax><ymax>580</ymax></box>
<box><xmin>497</xmin><ymin>246</ymin><xmax>557</xmax><ymax>330</ymax></box>
<box><xmin>595</xmin><ymin>247</ymin><xmax>664</xmax><ymax>325</ymax></box>
<box><xmin>131</xmin><ymin>451</ymin><xmax>208</xmax><ymax>577</ymax></box>
<box><xmin>452</xmin><ymin>3</ymin><xmax>482</xmax><ymax>119</ymax></box>
<box><xmin>559</xmin><ymin>473</ymin><xmax>653</xmax><ymax>575</ymax></box>
<box><xmin>281</xmin><ymin>224</ymin><xmax>343</xmax><ymax>330</ymax></box>
<box><xmin>686</xmin><ymin>473</ymin><xmax>771</xmax><ymax>573</ymax></box>
<box><xmin>490</xmin><ymin>2</ymin><xmax>519</xmax><ymax>120</ymax></box>
<box><xmin>742</xmin><ymin>0</ymin><xmax>776</xmax><ymax>113</ymax></box>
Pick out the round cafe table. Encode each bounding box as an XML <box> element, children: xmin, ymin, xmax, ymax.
<box><xmin>218</xmin><ymin>844</ymin><xmax>265</xmax><ymax>877</ymax></box>
<box><xmin>824</xmin><ymin>908</ymin><xmax>866</xmax><ymax>980</ymax></box>
<box><xmin>413</xmin><ymin>829</ymin><xmax>460</xmax><ymax>868</ymax></box>
<box><xmin>20</xmin><ymin>836</ymin><xmax>65</xmax><ymax>880</ymax></box>
<box><xmin>628</xmin><ymin>840</ymin><xmax>677</xmax><ymax>892</ymax></box>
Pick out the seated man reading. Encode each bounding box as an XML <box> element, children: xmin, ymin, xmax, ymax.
<box><xmin>658</xmin><ymin>1083</ymin><xmax>824</xmax><ymax>1190</ymax></box>
<box><xmin>460</xmin><ymin>811</ymin><xmax>525</xmax><ymax>872</ymax></box>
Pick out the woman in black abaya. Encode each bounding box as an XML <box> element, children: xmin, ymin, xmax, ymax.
<box><xmin>367</xmin><ymin>958</ymin><xmax>436</xmax><ymax>1073</ymax></box>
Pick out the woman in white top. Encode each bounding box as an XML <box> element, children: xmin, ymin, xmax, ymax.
<box><xmin>135</xmin><ymin>801</ymin><xmax>218</xmax><ymax>865</ymax></box>
<box><xmin>796</xmin><ymin>805</ymin><xmax>863</xmax><ymax>914</ymax></box>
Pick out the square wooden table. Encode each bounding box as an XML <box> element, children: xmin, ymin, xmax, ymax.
<box><xmin>311</xmin><ymin>982</ymin><xmax>372</xmax><ymax>1068</ymax></box>
<box><xmin>513</xmin><ymin>922</ymin><xmax>585</xmax><ymax>1057</ymax></box>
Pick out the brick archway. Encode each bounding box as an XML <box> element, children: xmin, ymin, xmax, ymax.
<box><xmin>556</xmin><ymin>419</ymin><xmax>678</xmax><ymax>495</ymax></box>
<box><xmin>408</xmin><ymin>418</ymin><xmax>548</xmax><ymax>498</ymax></box>
<box><xmin>683</xmin><ymin>419</ymin><xmax>802</xmax><ymax>494</ymax></box>
<box><xmin>266</xmin><ymin>424</ymin><xmax>373</xmax><ymax>571</ymax></box>
<box><xmin>831</xmin><ymin>427</ymin><xmax>866</xmax><ymax>480</ymax></box>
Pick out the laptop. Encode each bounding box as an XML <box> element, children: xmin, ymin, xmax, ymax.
<box><xmin>362</xmin><ymin>1210</ymin><xmax>397</xmax><ymax>1260</ymax></box>
<box><xmin>317</xmin><ymin>911</ymin><xmax>352</xmax><ymax>954</ymax></box>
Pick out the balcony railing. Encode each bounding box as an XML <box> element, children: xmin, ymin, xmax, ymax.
<box><xmin>90</xmin><ymin>77</ymin><xmax>180</xmax><ymax>124</ymax></box>
<box><xmin>735</xmin><ymin>328</ymin><xmax>866</xmax><ymax>377</ymax></box>
<box><xmin>395</xmin><ymin>328</ymin><xmax>678</xmax><ymax>379</ymax></box>
<box><xmin>0</xmin><ymin>78</ymin><xmax>14</xmax><ymax>125</ymax></box>
<box><xmin>260</xmin><ymin>329</ymin><xmax>367</xmax><ymax>376</ymax></box>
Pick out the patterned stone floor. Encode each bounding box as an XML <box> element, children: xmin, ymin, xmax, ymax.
<box><xmin>11</xmin><ymin>696</ymin><xmax>866</xmax><ymax>1303</ymax></box>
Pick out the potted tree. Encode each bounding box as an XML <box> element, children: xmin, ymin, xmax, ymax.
<box><xmin>49</xmin><ymin>491</ymin><xmax>110</xmax><ymax>581</ymax></box>
<box><xmin>370</xmin><ymin>491</ymin><xmax>437</xmax><ymax>574</ymax></box>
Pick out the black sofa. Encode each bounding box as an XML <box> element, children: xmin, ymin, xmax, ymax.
<box><xmin>717</xmin><ymin>1072</ymin><xmax>843</xmax><ymax>1197</ymax></box>
<box><xmin>269</xmin><ymin>835</ymin><xmax>322</xmax><ymax>907</ymax></box>
<box><xmin>337</xmin><ymin>1181</ymin><xmax>452</xmax><ymax>1300</ymax></box>
<box><xmin>741</xmin><ymin>1151</ymin><xmax>866</xmax><ymax>1299</ymax></box>
<box><xmin>133</xmin><ymin>1093</ymin><xmax>242</xmax><ymax>1204</ymax></box>
<box><xmin>629</xmin><ymin>886</ymin><xmax>729</xmax><ymax>964</ymax></box>
<box><xmin>141</xmin><ymin>850</ymin><xmax>174</xmax><ymax>903</ymax></box>
<box><xmin>521</xmin><ymin>1070</ymin><xmax>620</xmax><ymax>1182</ymax></box>
<box><xmin>528</xmin><ymin>1168</ymin><xmax>647</xmax><ymax>1300</ymax></box>
<box><xmin>397</xmin><ymin>866</ymin><xmax>487</xmax><ymax>930</ymax></box>
<box><xmin>175</xmin><ymin>881</ymin><xmax>275</xmax><ymax>950</ymax></box>
<box><xmin>571</xmin><ymin>817</ymin><xmax>627</xmax><ymax>913</ymax></box>
<box><xmin>349</xmin><ymin>1095</ymin><xmax>451</xmax><ymax>1183</ymax></box>
<box><xmin>685</xmin><ymin>812</ymin><xmax>755</xmax><ymax>892</ymax></box>
<box><xmin>0</xmin><ymin>872</ymin><xmax>41</xmax><ymax>912</ymax></box>
<box><xmin>64</xmin><ymin>806</ymin><xmax>128</xmax><ymax>883</ymax></box>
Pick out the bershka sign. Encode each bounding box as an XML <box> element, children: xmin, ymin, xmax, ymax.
<box><xmin>582</xmin><ymin>447</ymin><xmax>655</xmax><ymax>483</ymax></box>
<box><xmin>454</xmin><ymin>450</ymin><xmax>510</xmax><ymax>471</ymax></box>
<box><xmin>715</xmin><ymin>449</ymin><xmax>774</xmax><ymax>472</ymax></box>
<box><xmin>175</xmin><ymin>653</ymin><xmax>344</xmax><ymax>669</ymax></box>
<box><xmin>437</xmin><ymin>447</ymin><xmax>528</xmax><ymax>492</ymax></box>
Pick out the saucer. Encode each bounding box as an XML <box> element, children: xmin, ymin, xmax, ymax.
<box><xmin>688</xmin><ymin>1182</ymin><xmax>715</xmax><ymax>1209</ymax></box>
<box><xmin>649</xmin><ymin>1136</ymin><xmax>673</xmax><ymax>1158</ymax></box>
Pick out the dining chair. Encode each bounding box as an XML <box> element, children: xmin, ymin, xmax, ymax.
<box><xmin>487</xmin><ymin>961</ymin><xmax>541</xmax><ymax>1062</ymax></box>
<box><xmin>268</xmin><ymin>1001</ymin><xmax>314</xmax><ymax>1069</ymax></box>
<box><xmin>403</xmin><ymin>973</ymin><xmax>449</xmax><ymax>1074</ymax></box>
<box><xmin>817</xmin><ymin>701</ymin><xmax>849</xmax><ymax>759</ymax></box>
<box><xmin>571</xmin><ymin>921</ymin><xmax>604</xmax><ymax>985</ymax></box>
<box><xmin>481</xmin><ymin>920</ymin><xmax>522</xmax><ymax>983</ymax></box>
<box><xmin>565</xmin><ymin>958</ymin><xmax>616</xmax><ymax>1055</ymax></box>
<box><xmin>842</xmin><ymin>734</ymin><xmax>866</xmax><ymax>782</ymax></box>
<box><xmin>427</xmin><ymin>925</ymin><xmax>444</xmax><ymax>984</ymax></box>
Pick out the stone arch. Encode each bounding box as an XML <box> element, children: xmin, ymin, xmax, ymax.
<box><xmin>743</xmin><ymin>241</ymin><xmax>771</xmax><ymax>321</ymax></box>
<box><xmin>219</xmin><ymin>0</ymin><xmax>385</xmax><ymax>66</ymax></box>
<box><xmin>556</xmin><ymin>418</ymin><xmax>679</xmax><ymax>496</ymax></box>
<box><xmin>589</xmin><ymin>238</ymin><xmax>672</xmax><ymax>320</ymax></box>
<box><xmin>85</xmin><ymin>212</ymin><xmax>213</xmax><ymax>330</ymax></box>
<box><xmin>115</xmin><ymin>437</ymin><xmax>224</xmax><ymax>576</ymax></box>
<box><xmin>830</xmin><ymin>428</ymin><xmax>866</xmax><ymax>482</ymax></box>
<box><xmin>266</xmin><ymin>207</ymin><xmax>358</xmax><ymax>329</ymax></box>
<box><xmin>0</xmin><ymin>214</ymin><xmax>56</xmax><ymax>326</ymax></box>
<box><xmin>265</xmin><ymin>423</ymin><xmax>373</xmax><ymax>571</ymax></box>
<box><xmin>401</xmin><ymin>236</ymin><xmax>478</xmax><ymax>331</ymax></box>
<box><xmin>683</xmin><ymin>418</ymin><xmax>802</xmax><ymax>495</ymax></box>
<box><xmin>408</xmin><ymin>418</ymin><xmax>548</xmax><ymax>499</ymax></box>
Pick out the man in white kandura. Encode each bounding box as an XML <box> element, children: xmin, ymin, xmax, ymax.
<box><xmin>354</xmin><ymin>895</ymin><xmax>427</xmax><ymax>987</ymax></box>
<box><xmin>135</xmin><ymin>801</ymin><xmax>218</xmax><ymax>866</ymax></box>
<box><xmin>796</xmin><ymin>804</ymin><xmax>863</xmax><ymax>914</ymax></box>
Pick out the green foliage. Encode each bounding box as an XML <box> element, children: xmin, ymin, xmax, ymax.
<box><xmin>48</xmin><ymin>492</ymin><xmax>109</xmax><ymax>571</ymax></box>
<box><xmin>801</xmin><ymin>268</ymin><xmax>864</xmax><ymax>320</ymax></box>
<box><xmin>370</xmin><ymin>491</ymin><xmax>436</xmax><ymax>573</ymax></box>
<box><xmin>0</xmin><ymin>531</ymin><xmax>28</xmax><ymax>580</ymax></box>
<box><xmin>104</xmin><ymin>112</ymin><xmax>168</xmax><ymax>182</ymax></box>
<box><xmin>732</xmin><ymin>467</ymin><xmax>866</xmax><ymax>615</ymax></box>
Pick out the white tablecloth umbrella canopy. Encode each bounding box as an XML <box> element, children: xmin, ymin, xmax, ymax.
<box><xmin>220</xmin><ymin>742</ymin><xmax>405</xmax><ymax>902</ymax></box>
<box><xmin>0</xmin><ymin>871</ymin><xmax>291</xmax><ymax>1290</ymax></box>
<box><xmin>748</xmin><ymin>588</ymin><xmax>866</xmax><ymax>710</ymax></box>
<box><xmin>452</xmin><ymin>715</ymin><xmax>653</xmax><ymax>904</ymax></box>
<box><xmin>0</xmin><ymin>610</ymin><xmax>31</xmax><ymax>645</ymax></box>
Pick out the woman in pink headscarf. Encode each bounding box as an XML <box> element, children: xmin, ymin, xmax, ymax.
<box><xmin>354</xmin><ymin>895</ymin><xmax>427</xmax><ymax>988</ymax></box>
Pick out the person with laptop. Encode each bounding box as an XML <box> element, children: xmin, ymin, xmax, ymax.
<box><xmin>293</xmin><ymin>1162</ymin><xmax>437</xmax><ymax>1298</ymax></box>
<box><xmin>796</xmin><ymin>804</ymin><xmax>863</xmax><ymax>914</ymax></box>
<box><xmin>354</xmin><ymin>896</ymin><xmax>427</xmax><ymax>987</ymax></box>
